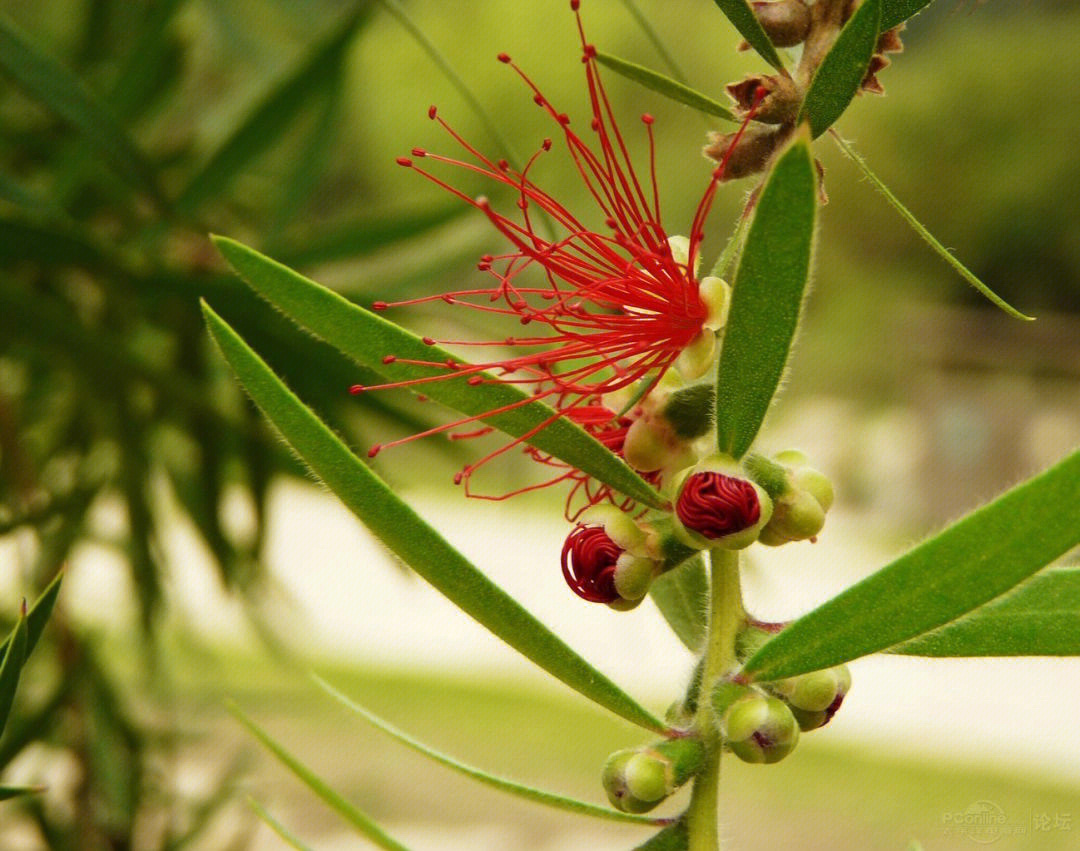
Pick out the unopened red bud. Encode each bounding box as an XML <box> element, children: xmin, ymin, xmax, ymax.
<box><xmin>674</xmin><ymin>456</ymin><xmax>772</xmax><ymax>550</ymax></box>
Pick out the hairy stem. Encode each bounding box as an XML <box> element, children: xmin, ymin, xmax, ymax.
<box><xmin>685</xmin><ymin>549</ymin><xmax>744</xmax><ymax>851</ymax></box>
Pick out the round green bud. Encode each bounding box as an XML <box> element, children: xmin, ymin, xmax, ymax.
<box><xmin>759</xmin><ymin>488</ymin><xmax>826</xmax><ymax>546</ymax></box>
<box><xmin>601</xmin><ymin>750</ymin><xmax>659</xmax><ymax>813</ymax></box>
<box><xmin>774</xmin><ymin>670</ymin><xmax>840</xmax><ymax>713</ymax></box>
<box><xmin>722</xmin><ymin>696</ymin><xmax>800</xmax><ymax>764</ymax></box>
<box><xmin>624</xmin><ymin>752</ymin><xmax>671</xmax><ymax>803</ymax></box>
<box><xmin>792</xmin><ymin>466</ymin><xmax>834</xmax><ymax>513</ymax></box>
<box><xmin>612</xmin><ymin>554</ymin><xmax>656</xmax><ymax>602</ymax></box>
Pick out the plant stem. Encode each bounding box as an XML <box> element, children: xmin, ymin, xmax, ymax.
<box><xmin>685</xmin><ymin>549</ymin><xmax>743</xmax><ymax>851</ymax></box>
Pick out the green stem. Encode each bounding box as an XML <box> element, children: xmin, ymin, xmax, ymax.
<box><xmin>685</xmin><ymin>549</ymin><xmax>743</xmax><ymax>851</ymax></box>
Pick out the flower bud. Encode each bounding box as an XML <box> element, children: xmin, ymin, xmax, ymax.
<box><xmin>779</xmin><ymin>665</ymin><xmax>851</xmax><ymax>731</ymax></box>
<box><xmin>673</xmin><ymin>456</ymin><xmax>772</xmax><ymax>550</ymax></box>
<box><xmin>602</xmin><ymin>739</ymin><xmax>705</xmax><ymax>812</ymax></box>
<box><xmin>722</xmin><ymin>695</ymin><xmax>799</xmax><ymax>764</ymax></box>
<box><xmin>704</xmin><ymin>125</ymin><xmax>787</xmax><ymax>182</ymax></box>
<box><xmin>726</xmin><ymin>74</ymin><xmax>800</xmax><ymax>125</ymax></box>
<box><xmin>752</xmin><ymin>0</ymin><xmax>811</xmax><ymax>47</ymax></box>
<box><xmin>698</xmin><ymin>276</ymin><xmax>731</xmax><ymax>333</ymax></box>
<box><xmin>561</xmin><ymin>507</ymin><xmax>657</xmax><ymax>607</ymax></box>
<box><xmin>746</xmin><ymin>450</ymin><xmax>834</xmax><ymax>546</ymax></box>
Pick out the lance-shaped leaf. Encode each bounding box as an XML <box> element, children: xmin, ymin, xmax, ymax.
<box><xmin>715</xmin><ymin>131</ymin><xmax>816</xmax><ymax>459</ymax></box>
<box><xmin>594</xmin><ymin>53</ymin><xmax>735</xmax><ymax>122</ymax></box>
<box><xmin>799</xmin><ymin>0</ymin><xmax>881</xmax><ymax>138</ymax></box>
<box><xmin>0</xmin><ymin>609</ymin><xmax>28</xmax><ymax>737</ymax></box>
<box><xmin>635</xmin><ymin>821</ymin><xmax>688</xmax><ymax>850</ymax></box>
<box><xmin>246</xmin><ymin>798</ymin><xmax>315</xmax><ymax>851</ymax></box>
<box><xmin>650</xmin><ymin>555</ymin><xmax>708</xmax><ymax>653</ymax></box>
<box><xmin>0</xmin><ymin>785</ymin><xmax>45</xmax><ymax>802</ymax></box>
<box><xmin>743</xmin><ymin>449</ymin><xmax>1080</xmax><ymax>681</ymax></box>
<box><xmin>227</xmin><ymin>703</ymin><xmax>412</xmax><ymax>851</ymax></box>
<box><xmin>711</xmin><ymin>0</ymin><xmax>785</xmax><ymax>71</ymax></box>
<box><xmin>0</xmin><ymin>13</ymin><xmax>163</xmax><ymax>203</ymax></box>
<box><xmin>891</xmin><ymin>567</ymin><xmax>1080</xmax><ymax>657</ymax></box>
<box><xmin>176</xmin><ymin>5</ymin><xmax>372</xmax><ymax>214</ymax></box>
<box><xmin>202</xmin><ymin>303</ymin><xmax>664</xmax><ymax>733</ymax></box>
<box><xmin>211</xmin><ymin>236</ymin><xmax>664</xmax><ymax>509</ymax></box>
<box><xmin>312</xmin><ymin>675</ymin><xmax>662</xmax><ymax>825</ymax></box>
<box><xmin>882</xmin><ymin>0</ymin><xmax>936</xmax><ymax>30</ymax></box>
<box><xmin>0</xmin><ymin>573</ymin><xmax>62</xmax><ymax>665</ymax></box>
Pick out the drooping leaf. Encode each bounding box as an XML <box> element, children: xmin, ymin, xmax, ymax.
<box><xmin>882</xmin><ymin>0</ymin><xmax>935</xmax><ymax>30</ymax></box>
<box><xmin>799</xmin><ymin>0</ymin><xmax>881</xmax><ymax>138</ymax></box>
<box><xmin>715</xmin><ymin>130</ymin><xmax>816</xmax><ymax>459</ymax></box>
<box><xmin>227</xmin><ymin>703</ymin><xmax>412</xmax><ymax>851</ymax></box>
<box><xmin>829</xmin><ymin>132</ymin><xmax>1030</xmax><ymax>320</ymax></box>
<box><xmin>710</xmin><ymin>0</ymin><xmax>784</xmax><ymax>70</ymax></box>
<box><xmin>650</xmin><ymin>554</ymin><xmax>708</xmax><ymax>653</ymax></box>
<box><xmin>0</xmin><ymin>572</ymin><xmax>62</xmax><ymax>665</ymax></box>
<box><xmin>176</xmin><ymin>4</ymin><xmax>372</xmax><ymax>214</ymax></box>
<box><xmin>0</xmin><ymin>609</ymin><xmax>28</xmax><ymax>737</ymax></box>
<box><xmin>312</xmin><ymin>675</ymin><xmax>661</xmax><ymax>825</ymax></box>
<box><xmin>743</xmin><ymin>449</ymin><xmax>1080</xmax><ymax>681</ymax></box>
<box><xmin>203</xmin><ymin>303</ymin><xmax>664</xmax><ymax>733</ymax></box>
<box><xmin>891</xmin><ymin>567</ymin><xmax>1080</xmax><ymax>657</ymax></box>
<box><xmin>0</xmin><ymin>12</ymin><xmax>163</xmax><ymax>202</ymax></box>
<box><xmin>211</xmin><ymin>237</ymin><xmax>664</xmax><ymax>510</ymax></box>
<box><xmin>594</xmin><ymin>53</ymin><xmax>735</xmax><ymax>122</ymax></box>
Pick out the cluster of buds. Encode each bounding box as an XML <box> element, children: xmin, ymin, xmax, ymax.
<box><xmin>601</xmin><ymin>737</ymin><xmax>705</xmax><ymax>813</ymax></box>
<box><xmin>705</xmin><ymin>0</ymin><xmax>905</xmax><ymax>183</ymax></box>
<box><xmin>744</xmin><ymin>449</ymin><xmax>834</xmax><ymax>546</ymax></box>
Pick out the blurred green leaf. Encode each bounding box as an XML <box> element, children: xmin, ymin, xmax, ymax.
<box><xmin>227</xmin><ymin>702</ymin><xmax>412</xmax><ymax>851</ymax></box>
<box><xmin>743</xmin><ymin>449</ymin><xmax>1080</xmax><ymax>681</ymax></box>
<box><xmin>829</xmin><ymin>132</ymin><xmax>1030</xmax><ymax>319</ymax></box>
<box><xmin>0</xmin><ymin>12</ymin><xmax>164</xmax><ymax>203</ymax></box>
<box><xmin>0</xmin><ymin>607</ymin><xmax>28</xmax><ymax>737</ymax></box>
<box><xmin>710</xmin><ymin>0</ymin><xmax>784</xmax><ymax>70</ymax></box>
<box><xmin>0</xmin><ymin>573</ymin><xmax>62</xmax><ymax>666</ymax></box>
<box><xmin>202</xmin><ymin>303</ymin><xmax>665</xmax><ymax>733</ymax></box>
<box><xmin>882</xmin><ymin>0</ymin><xmax>935</xmax><ymax>30</ymax></box>
<box><xmin>649</xmin><ymin>554</ymin><xmax>708</xmax><ymax>653</ymax></box>
<box><xmin>715</xmin><ymin>131</ymin><xmax>816</xmax><ymax>459</ymax></box>
<box><xmin>211</xmin><ymin>236</ymin><xmax>665</xmax><ymax>510</ymax></box>
<box><xmin>246</xmin><ymin>798</ymin><xmax>314</xmax><ymax>851</ymax></box>
<box><xmin>176</xmin><ymin>3</ymin><xmax>372</xmax><ymax>215</ymax></box>
<box><xmin>313</xmin><ymin>675</ymin><xmax>661</xmax><ymax>825</ymax></box>
<box><xmin>635</xmin><ymin>821</ymin><xmax>688</xmax><ymax>849</ymax></box>
<box><xmin>799</xmin><ymin>0</ymin><xmax>881</xmax><ymax>138</ymax></box>
<box><xmin>891</xmin><ymin>568</ymin><xmax>1080</xmax><ymax>657</ymax></box>
<box><xmin>594</xmin><ymin>53</ymin><xmax>735</xmax><ymax>122</ymax></box>
<box><xmin>0</xmin><ymin>785</ymin><xmax>45</xmax><ymax>801</ymax></box>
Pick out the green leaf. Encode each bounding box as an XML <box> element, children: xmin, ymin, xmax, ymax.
<box><xmin>594</xmin><ymin>53</ymin><xmax>734</xmax><ymax>122</ymax></box>
<box><xmin>226</xmin><ymin>702</ymin><xmax>412</xmax><ymax>851</ymax></box>
<box><xmin>176</xmin><ymin>5</ymin><xmax>372</xmax><ymax>214</ymax></box>
<box><xmin>246</xmin><ymin>797</ymin><xmax>316</xmax><ymax>851</ymax></box>
<box><xmin>0</xmin><ymin>785</ymin><xmax>45</xmax><ymax>802</ymax></box>
<box><xmin>650</xmin><ymin>555</ymin><xmax>708</xmax><ymax>653</ymax></box>
<box><xmin>616</xmin><ymin>0</ymin><xmax>689</xmax><ymax>84</ymax></box>
<box><xmin>715</xmin><ymin>131</ymin><xmax>816</xmax><ymax>459</ymax></box>
<box><xmin>829</xmin><ymin>132</ymin><xmax>1031</xmax><ymax>320</ymax></box>
<box><xmin>635</xmin><ymin>821</ymin><xmax>688</xmax><ymax>850</ymax></box>
<box><xmin>202</xmin><ymin>303</ymin><xmax>665</xmax><ymax>733</ymax></box>
<box><xmin>0</xmin><ymin>12</ymin><xmax>163</xmax><ymax>203</ymax></box>
<box><xmin>799</xmin><ymin>0</ymin><xmax>881</xmax><ymax>138</ymax></box>
<box><xmin>743</xmin><ymin>449</ymin><xmax>1080</xmax><ymax>681</ymax></box>
<box><xmin>710</xmin><ymin>0</ymin><xmax>785</xmax><ymax>71</ymax></box>
<box><xmin>0</xmin><ymin>608</ymin><xmax>28</xmax><ymax>738</ymax></box>
<box><xmin>312</xmin><ymin>675</ymin><xmax>662</xmax><ymax>825</ymax></box>
<box><xmin>0</xmin><ymin>572</ymin><xmax>62</xmax><ymax>665</ymax></box>
<box><xmin>211</xmin><ymin>236</ymin><xmax>664</xmax><ymax>510</ymax></box>
<box><xmin>891</xmin><ymin>567</ymin><xmax>1080</xmax><ymax>657</ymax></box>
<box><xmin>882</xmin><ymin>0</ymin><xmax>934</xmax><ymax>30</ymax></box>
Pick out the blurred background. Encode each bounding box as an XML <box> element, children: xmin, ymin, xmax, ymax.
<box><xmin>0</xmin><ymin>0</ymin><xmax>1078</xmax><ymax>848</ymax></box>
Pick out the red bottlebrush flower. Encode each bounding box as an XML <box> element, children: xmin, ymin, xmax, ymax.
<box><xmin>561</xmin><ymin>524</ymin><xmax>623</xmax><ymax>603</ymax></box>
<box><xmin>357</xmin><ymin>1</ymin><xmax>761</xmax><ymax>499</ymax></box>
<box><xmin>676</xmin><ymin>472</ymin><xmax>761</xmax><ymax>539</ymax></box>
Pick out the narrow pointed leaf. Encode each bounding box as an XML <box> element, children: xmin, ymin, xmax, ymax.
<box><xmin>635</xmin><ymin>821</ymin><xmax>688</xmax><ymax>850</ymax></box>
<box><xmin>227</xmin><ymin>703</ymin><xmax>412</xmax><ymax>851</ymax></box>
<box><xmin>649</xmin><ymin>555</ymin><xmax>708</xmax><ymax>653</ymax></box>
<box><xmin>594</xmin><ymin>53</ymin><xmax>734</xmax><ymax>122</ymax></box>
<box><xmin>830</xmin><ymin>132</ymin><xmax>1030</xmax><ymax>319</ymax></box>
<box><xmin>616</xmin><ymin>0</ymin><xmax>689</xmax><ymax>84</ymax></box>
<box><xmin>799</xmin><ymin>0</ymin><xmax>881</xmax><ymax>138</ymax></box>
<box><xmin>0</xmin><ymin>610</ymin><xmax>28</xmax><ymax>736</ymax></box>
<box><xmin>743</xmin><ymin>449</ymin><xmax>1080</xmax><ymax>681</ymax></box>
<box><xmin>715</xmin><ymin>131</ymin><xmax>816</xmax><ymax>459</ymax></box>
<box><xmin>203</xmin><ymin>303</ymin><xmax>664</xmax><ymax>732</ymax></box>
<box><xmin>891</xmin><ymin>567</ymin><xmax>1080</xmax><ymax>657</ymax></box>
<box><xmin>0</xmin><ymin>785</ymin><xmax>45</xmax><ymax>801</ymax></box>
<box><xmin>710</xmin><ymin>0</ymin><xmax>784</xmax><ymax>70</ymax></box>
<box><xmin>211</xmin><ymin>236</ymin><xmax>664</xmax><ymax>509</ymax></box>
<box><xmin>0</xmin><ymin>13</ymin><xmax>163</xmax><ymax>202</ymax></box>
<box><xmin>313</xmin><ymin>675</ymin><xmax>661</xmax><ymax>825</ymax></box>
<box><xmin>246</xmin><ymin>798</ymin><xmax>316</xmax><ymax>851</ymax></box>
<box><xmin>176</xmin><ymin>5</ymin><xmax>371</xmax><ymax>214</ymax></box>
<box><xmin>0</xmin><ymin>573</ymin><xmax>62</xmax><ymax>665</ymax></box>
<box><xmin>883</xmin><ymin>0</ymin><xmax>935</xmax><ymax>30</ymax></box>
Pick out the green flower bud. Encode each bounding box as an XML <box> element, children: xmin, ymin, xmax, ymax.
<box><xmin>745</xmin><ymin>450</ymin><xmax>834</xmax><ymax>546</ymax></box>
<box><xmin>777</xmin><ymin>665</ymin><xmax>851</xmax><ymax>731</ymax></box>
<box><xmin>758</xmin><ymin>487</ymin><xmax>826</xmax><ymax>546</ymax></box>
<box><xmin>722</xmin><ymin>695</ymin><xmax>800</xmax><ymax>764</ymax></box>
<box><xmin>601</xmin><ymin>738</ymin><xmax>705</xmax><ymax>812</ymax></box>
<box><xmin>602</xmin><ymin>750</ymin><xmax>658</xmax><ymax>813</ymax></box>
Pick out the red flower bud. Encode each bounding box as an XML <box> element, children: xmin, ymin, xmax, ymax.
<box><xmin>676</xmin><ymin>472</ymin><xmax>761</xmax><ymax>540</ymax></box>
<box><xmin>561</xmin><ymin>525</ymin><xmax>622</xmax><ymax>603</ymax></box>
